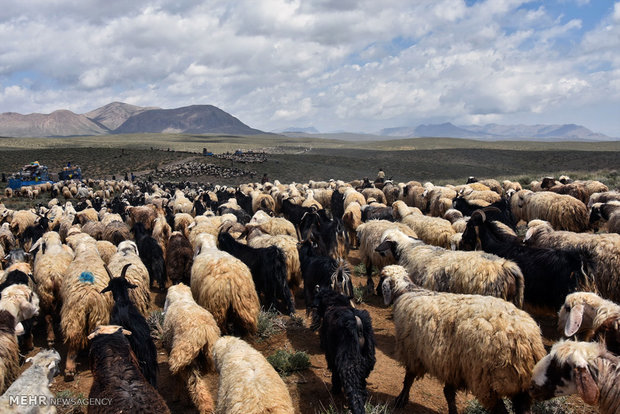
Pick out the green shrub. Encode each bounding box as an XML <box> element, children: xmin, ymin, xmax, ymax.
<box><xmin>267</xmin><ymin>348</ymin><xmax>310</xmax><ymax>376</ymax></box>
<box><xmin>257</xmin><ymin>307</ymin><xmax>287</xmax><ymax>340</ymax></box>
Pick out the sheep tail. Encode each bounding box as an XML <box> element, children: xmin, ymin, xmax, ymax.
<box><xmin>185</xmin><ymin>365</ymin><xmax>214</xmax><ymax>414</ymax></box>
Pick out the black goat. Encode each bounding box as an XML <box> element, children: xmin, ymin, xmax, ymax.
<box><xmin>461</xmin><ymin>208</ymin><xmax>590</xmax><ymax>313</ymax></box>
<box><xmin>281</xmin><ymin>198</ymin><xmax>316</xmax><ymax>229</ymax></box>
<box><xmin>101</xmin><ymin>264</ymin><xmax>158</xmax><ymax>388</ymax></box>
<box><xmin>312</xmin><ymin>289</ymin><xmax>376</xmax><ymax>414</ymax></box>
<box><xmin>217</xmin><ymin>206</ymin><xmax>251</xmax><ymax>225</ymax></box>
<box><xmin>298</xmin><ymin>239</ymin><xmax>353</xmax><ymax>311</ymax></box>
<box><xmin>20</xmin><ymin>216</ymin><xmax>49</xmax><ymax>253</ymax></box>
<box><xmin>452</xmin><ymin>196</ymin><xmax>517</xmax><ymax>229</ymax></box>
<box><xmin>165</xmin><ymin>232</ymin><xmax>193</xmax><ymax>286</ymax></box>
<box><xmin>217</xmin><ymin>231</ymin><xmax>295</xmax><ymax>315</ymax></box>
<box><xmin>299</xmin><ymin>211</ymin><xmax>348</xmax><ymax>259</ymax></box>
<box><xmin>331</xmin><ymin>190</ymin><xmax>345</xmax><ymax>220</ymax></box>
<box><xmin>191</xmin><ymin>199</ymin><xmax>207</xmax><ymax>216</ymax></box>
<box><xmin>88</xmin><ymin>326</ymin><xmax>170</xmax><ymax>414</ymax></box>
<box><xmin>132</xmin><ymin>222</ymin><xmax>167</xmax><ymax>290</ymax></box>
<box><xmin>234</xmin><ymin>191</ymin><xmax>253</xmax><ymax>215</ymax></box>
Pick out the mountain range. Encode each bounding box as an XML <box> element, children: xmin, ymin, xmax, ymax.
<box><xmin>0</xmin><ymin>102</ymin><xmax>615</xmax><ymax>141</ymax></box>
<box><xmin>0</xmin><ymin>102</ymin><xmax>263</xmax><ymax>137</ymax></box>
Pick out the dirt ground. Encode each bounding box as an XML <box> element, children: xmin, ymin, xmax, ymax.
<box><xmin>19</xmin><ymin>250</ymin><xmax>598</xmax><ymax>414</ymax></box>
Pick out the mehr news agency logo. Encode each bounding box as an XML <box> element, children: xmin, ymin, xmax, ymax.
<box><xmin>9</xmin><ymin>395</ymin><xmax>113</xmax><ymax>407</ymax></box>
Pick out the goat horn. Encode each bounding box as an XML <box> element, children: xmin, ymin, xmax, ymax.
<box><xmin>103</xmin><ymin>264</ymin><xmax>114</xmax><ymax>280</ymax></box>
<box><xmin>472</xmin><ymin>209</ymin><xmax>486</xmax><ymax>222</ymax></box>
<box><xmin>120</xmin><ymin>263</ymin><xmax>131</xmax><ymax>279</ymax></box>
<box><xmin>482</xmin><ymin>206</ymin><xmax>502</xmax><ymax>214</ymax></box>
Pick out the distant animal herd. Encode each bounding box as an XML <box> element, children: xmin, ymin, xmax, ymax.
<box><xmin>0</xmin><ymin>172</ymin><xmax>618</xmax><ymax>413</ymax></box>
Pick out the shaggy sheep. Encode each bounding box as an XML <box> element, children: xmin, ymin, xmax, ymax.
<box><xmin>245</xmin><ymin>213</ymin><xmax>297</xmax><ymax>239</ymax></box>
<box><xmin>212</xmin><ymin>336</ymin><xmax>294</xmax><ymax>414</ymax></box>
<box><xmin>356</xmin><ymin>220</ymin><xmax>416</xmax><ymax>289</ymax></box>
<box><xmin>102</xmin><ymin>220</ymin><xmax>131</xmax><ymax>246</ymax></box>
<box><xmin>60</xmin><ymin>242</ymin><xmax>113</xmax><ymax>380</ymax></box>
<box><xmin>0</xmin><ymin>310</ymin><xmax>19</xmax><ymax>394</ymax></box>
<box><xmin>0</xmin><ymin>349</ymin><xmax>60</xmax><ymax>413</ymax></box>
<box><xmin>342</xmin><ymin>201</ymin><xmax>362</xmax><ymax>249</ymax></box>
<box><xmin>376</xmin><ymin>229</ymin><xmax>524</xmax><ymax>307</ymax></box>
<box><xmin>590</xmin><ymin>201</ymin><xmax>620</xmax><ymax>234</ymax></box>
<box><xmin>587</xmin><ymin>191</ymin><xmax>620</xmax><ymax>209</ymax></box>
<box><xmin>87</xmin><ymin>325</ymin><xmax>170</xmax><ymax>414</ymax></box>
<box><xmin>163</xmin><ymin>284</ymin><xmax>220</xmax><ymax>414</ymax></box>
<box><xmin>9</xmin><ymin>210</ymin><xmax>38</xmax><ymax>238</ymax></box>
<box><xmin>343</xmin><ymin>188</ymin><xmax>366</xmax><ymax>211</ymax></box>
<box><xmin>530</xmin><ymin>340</ymin><xmax>620</xmax><ymax>414</ymax></box>
<box><xmin>0</xmin><ymin>283</ymin><xmax>39</xmax><ymax>351</ymax></box>
<box><xmin>399</xmin><ymin>210</ymin><xmax>456</xmax><ymax>249</ymax></box>
<box><xmin>247</xmin><ymin>232</ymin><xmax>302</xmax><ymax>292</ymax></box>
<box><xmin>29</xmin><ymin>231</ymin><xmax>73</xmax><ymax>347</ymax></box>
<box><xmin>381</xmin><ymin>273</ymin><xmax>545</xmax><ymax>413</ymax></box>
<box><xmin>191</xmin><ymin>233</ymin><xmax>259</xmax><ymax>336</ymax></box>
<box><xmin>558</xmin><ymin>291</ymin><xmax>620</xmax><ymax>355</ymax></box>
<box><xmin>524</xmin><ymin>220</ymin><xmax>620</xmax><ymax>303</ymax></box>
<box><xmin>95</xmin><ymin>240</ymin><xmax>116</xmax><ymax>265</ymax></box>
<box><xmin>510</xmin><ymin>190</ymin><xmax>588</xmax><ymax>232</ymax></box>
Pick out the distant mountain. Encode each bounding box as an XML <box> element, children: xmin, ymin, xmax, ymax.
<box><xmin>85</xmin><ymin>102</ymin><xmax>158</xmax><ymax>130</ymax></box>
<box><xmin>380</xmin><ymin>122</ymin><xmax>614</xmax><ymax>141</ymax></box>
<box><xmin>0</xmin><ymin>103</ymin><xmax>265</xmax><ymax>137</ymax></box>
<box><xmin>276</xmin><ymin>126</ymin><xmax>319</xmax><ymax>134</ymax></box>
<box><xmin>113</xmin><ymin>104</ymin><xmax>264</xmax><ymax>135</ymax></box>
<box><xmin>0</xmin><ymin>110</ymin><xmax>109</xmax><ymax>137</ymax></box>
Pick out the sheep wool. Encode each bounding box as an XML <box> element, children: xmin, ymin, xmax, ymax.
<box><xmin>213</xmin><ymin>336</ymin><xmax>294</xmax><ymax>414</ymax></box>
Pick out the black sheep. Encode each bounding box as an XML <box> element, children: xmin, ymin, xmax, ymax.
<box><xmin>330</xmin><ymin>190</ymin><xmax>345</xmax><ymax>220</ymax></box>
<box><xmin>20</xmin><ymin>216</ymin><xmax>49</xmax><ymax>254</ymax></box>
<box><xmin>217</xmin><ymin>231</ymin><xmax>295</xmax><ymax>315</ymax></box>
<box><xmin>298</xmin><ymin>239</ymin><xmax>353</xmax><ymax>311</ymax></box>
<box><xmin>361</xmin><ymin>205</ymin><xmax>393</xmax><ymax>222</ymax></box>
<box><xmin>461</xmin><ymin>208</ymin><xmax>590</xmax><ymax>313</ymax></box>
<box><xmin>452</xmin><ymin>196</ymin><xmax>517</xmax><ymax>229</ymax></box>
<box><xmin>313</xmin><ymin>289</ymin><xmax>376</xmax><ymax>414</ymax></box>
<box><xmin>132</xmin><ymin>222</ymin><xmax>167</xmax><ymax>290</ymax></box>
<box><xmin>88</xmin><ymin>326</ymin><xmax>170</xmax><ymax>414</ymax></box>
<box><xmin>100</xmin><ymin>264</ymin><xmax>158</xmax><ymax>388</ymax></box>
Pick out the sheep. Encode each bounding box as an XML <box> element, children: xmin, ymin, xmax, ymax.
<box><xmin>461</xmin><ymin>209</ymin><xmax>590</xmax><ymax>314</ymax></box>
<box><xmin>399</xmin><ymin>210</ymin><xmax>456</xmax><ymax>249</ymax></box>
<box><xmin>106</xmin><ymin>241</ymin><xmax>151</xmax><ymax>317</ymax></box>
<box><xmin>356</xmin><ymin>220</ymin><xmax>417</xmax><ymax>289</ymax></box>
<box><xmin>127</xmin><ymin>204</ymin><xmax>159</xmax><ymax>231</ymax></box>
<box><xmin>502</xmin><ymin>180</ymin><xmax>523</xmax><ymax>194</ymax></box>
<box><xmin>509</xmin><ymin>189</ymin><xmax>588</xmax><ymax>232</ymax></box>
<box><xmin>151</xmin><ymin>214</ymin><xmax>171</xmax><ymax>255</ymax></box>
<box><xmin>361</xmin><ymin>187</ymin><xmax>387</xmax><ymax>205</ymax></box>
<box><xmin>60</xmin><ymin>241</ymin><xmax>113</xmax><ymax>380</ymax></box>
<box><xmin>590</xmin><ymin>201</ymin><xmax>620</xmax><ymax>234</ymax></box>
<box><xmin>212</xmin><ymin>336</ymin><xmax>294</xmax><ymax>414</ymax></box>
<box><xmin>343</xmin><ymin>188</ymin><xmax>366</xmax><ymax>211</ymax></box>
<box><xmin>191</xmin><ymin>233</ymin><xmax>259</xmax><ymax>336</ymax></box>
<box><xmin>166</xmin><ymin>231</ymin><xmax>194</xmax><ymax>286</ymax></box>
<box><xmin>452</xmin><ymin>196</ymin><xmax>516</xmax><ymax>229</ymax></box>
<box><xmin>0</xmin><ymin>284</ymin><xmax>39</xmax><ymax>351</ymax></box>
<box><xmin>100</xmin><ymin>264</ymin><xmax>158</xmax><ymax>387</ymax></box>
<box><xmin>524</xmin><ymin>220</ymin><xmax>620</xmax><ymax>303</ymax></box>
<box><xmin>342</xmin><ymin>201</ymin><xmax>362</xmax><ymax>249</ymax></box>
<box><xmin>0</xmin><ymin>310</ymin><xmax>19</xmax><ymax>394</ymax></box>
<box><xmin>96</xmin><ymin>240</ymin><xmax>117</xmax><ymax>264</ymax></box>
<box><xmin>163</xmin><ymin>284</ymin><xmax>220</xmax><ymax>414</ymax></box>
<box><xmin>76</xmin><ymin>208</ymin><xmax>98</xmax><ymax>225</ymax></box>
<box><xmin>101</xmin><ymin>220</ymin><xmax>131</xmax><ymax>245</ymax></box>
<box><xmin>558</xmin><ymin>291</ymin><xmax>620</xmax><ymax>355</ymax></box>
<box><xmin>376</xmin><ymin>229</ymin><xmax>524</xmax><ymax>307</ymax></box>
<box><xmin>247</xmin><ymin>232</ymin><xmax>302</xmax><ymax>292</ymax></box>
<box><xmin>250</xmin><ymin>190</ymin><xmax>276</xmax><ymax>213</ymax></box>
<box><xmin>244</xmin><ymin>213</ymin><xmax>297</xmax><ymax>239</ymax></box>
<box><xmin>0</xmin><ymin>349</ymin><xmax>61</xmax><ymax>413</ymax></box>
<box><xmin>0</xmin><ymin>223</ymin><xmax>15</xmax><ymax>254</ymax></box>
<box><xmin>218</xmin><ymin>231</ymin><xmax>295</xmax><ymax>315</ymax></box>
<box><xmin>301</xmin><ymin>189</ymin><xmax>323</xmax><ymax>210</ymax></box>
<box><xmin>530</xmin><ymin>340</ymin><xmax>620</xmax><ymax>414</ymax></box>
<box><xmin>391</xmin><ymin>200</ymin><xmax>422</xmax><ymax>221</ymax></box>
<box><xmin>588</xmin><ymin>190</ymin><xmax>620</xmax><ymax>209</ymax></box>
<box><xmin>310</xmin><ymin>289</ymin><xmax>376</xmax><ymax>414</ymax></box>
<box><xmin>133</xmin><ymin>222</ymin><xmax>167</xmax><ymax>290</ymax></box>
<box><xmin>29</xmin><ymin>231</ymin><xmax>73</xmax><ymax>347</ymax></box>
<box><xmin>9</xmin><ymin>210</ymin><xmax>38</xmax><ymax>238</ymax></box>
<box><xmin>381</xmin><ymin>272</ymin><xmax>546</xmax><ymax>413</ymax></box>
<box><xmin>87</xmin><ymin>325</ymin><xmax>170</xmax><ymax>414</ymax></box>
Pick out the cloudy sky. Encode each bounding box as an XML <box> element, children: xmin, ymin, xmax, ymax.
<box><xmin>1</xmin><ymin>0</ymin><xmax>619</xmax><ymax>136</ymax></box>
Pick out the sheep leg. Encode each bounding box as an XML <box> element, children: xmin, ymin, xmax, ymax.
<box><xmin>331</xmin><ymin>371</ymin><xmax>342</xmax><ymax>394</ymax></box>
<box><xmin>443</xmin><ymin>384</ymin><xmax>458</xmax><ymax>414</ymax></box>
<box><xmin>489</xmin><ymin>399</ymin><xmax>510</xmax><ymax>414</ymax></box>
<box><xmin>45</xmin><ymin>314</ymin><xmax>55</xmax><ymax>347</ymax></box>
<box><xmin>394</xmin><ymin>370</ymin><xmax>416</xmax><ymax>408</ymax></box>
<box><xmin>364</xmin><ymin>259</ymin><xmax>374</xmax><ymax>292</ymax></box>
<box><xmin>510</xmin><ymin>392</ymin><xmax>532</xmax><ymax>414</ymax></box>
<box><xmin>64</xmin><ymin>349</ymin><xmax>78</xmax><ymax>381</ymax></box>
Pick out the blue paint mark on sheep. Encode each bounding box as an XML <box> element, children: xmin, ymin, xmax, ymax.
<box><xmin>79</xmin><ymin>271</ymin><xmax>95</xmax><ymax>284</ymax></box>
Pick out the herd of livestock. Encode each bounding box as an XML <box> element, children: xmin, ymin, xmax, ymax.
<box><xmin>0</xmin><ymin>173</ymin><xmax>618</xmax><ymax>414</ymax></box>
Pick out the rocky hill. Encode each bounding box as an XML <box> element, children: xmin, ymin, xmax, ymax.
<box><xmin>0</xmin><ymin>110</ymin><xmax>109</xmax><ymax>137</ymax></box>
<box><xmin>85</xmin><ymin>102</ymin><xmax>158</xmax><ymax>131</ymax></box>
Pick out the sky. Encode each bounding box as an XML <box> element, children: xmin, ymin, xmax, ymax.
<box><xmin>1</xmin><ymin>0</ymin><xmax>619</xmax><ymax>136</ymax></box>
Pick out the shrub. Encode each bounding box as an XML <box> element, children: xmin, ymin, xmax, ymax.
<box><xmin>267</xmin><ymin>348</ymin><xmax>310</xmax><ymax>376</ymax></box>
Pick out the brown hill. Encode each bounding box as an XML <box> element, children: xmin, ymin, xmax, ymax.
<box><xmin>85</xmin><ymin>101</ymin><xmax>159</xmax><ymax>130</ymax></box>
<box><xmin>0</xmin><ymin>110</ymin><xmax>109</xmax><ymax>137</ymax></box>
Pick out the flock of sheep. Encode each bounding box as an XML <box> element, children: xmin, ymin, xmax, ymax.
<box><xmin>0</xmin><ymin>172</ymin><xmax>618</xmax><ymax>414</ymax></box>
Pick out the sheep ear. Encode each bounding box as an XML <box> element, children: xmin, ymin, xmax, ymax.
<box><xmin>120</xmin><ymin>263</ymin><xmax>131</xmax><ymax>279</ymax></box>
<box><xmin>100</xmin><ymin>286</ymin><xmax>110</xmax><ymax>294</ymax></box>
<box><xmin>29</xmin><ymin>237</ymin><xmax>43</xmax><ymax>253</ymax></box>
<box><xmin>382</xmin><ymin>278</ymin><xmax>392</xmax><ymax>305</ymax></box>
<box><xmin>375</xmin><ymin>240</ymin><xmax>393</xmax><ymax>254</ymax></box>
<box><xmin>574</xmin><ymin>366</ymin><xmax>599</xmax><ymax>405</ymax></box>
<box><xmin>15</xmin><ymin>322</ymin><xmax>24</xmax><ymax>336</ymax></box>
<box><xmin>121</xmin><ymin>329</ymin><xmax>132</xmax><ymax>336</ymax></box>
<box><xmin>565</xmin><ymin>304</ymin><xmax>584</xmax><ymax>337</ymax></box>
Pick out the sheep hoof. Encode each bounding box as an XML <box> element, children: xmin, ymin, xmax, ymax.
<box><xmin>394</xmin><ymin>394</ymin><xmax>408</xmax><ymax>409</ymax></box>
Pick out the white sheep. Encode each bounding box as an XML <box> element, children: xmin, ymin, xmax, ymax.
<box><xmin>381</xmin><ymin>272</ymin><xmax>545</xmax><ymax>413</ymax></box>
<box><xmin>191</xmin><ymin>233</ymin><xmax>259</xmax><ymax>336</ymax></box>
<box><xmin>212</xmin><ymin>336</ymin><xmax>294</xmax><ymax>414</ymax></box>
<box><xmin>510</xmin><ymin>190</ymin><xmax>588</xmax><ymax>232</ymax></box>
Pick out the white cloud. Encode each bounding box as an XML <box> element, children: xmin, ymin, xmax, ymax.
<box><xmin>0</xmin><ymin>0</ymin><xmax>618</xmax><ymax>136</ymax></box>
